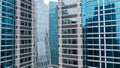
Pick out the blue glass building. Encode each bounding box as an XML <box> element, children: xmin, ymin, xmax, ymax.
<box><xmin>82</xmin><ymin>0</ymin><xmax>120</xmax><ymax>68</ymax></box>
<box><xmin>49</xmin><ymin>1</ymin><xmax>58</xmax><ymax>68</ymax></box>
<box><xmin>0</xmin><ymin>0</ymin><xmax>15</xmax><ymax>68</ymax></box>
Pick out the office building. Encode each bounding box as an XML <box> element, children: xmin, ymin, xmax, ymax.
<box><xmin>49</xmin><ymin>1</ymin><xmax>59</xmax><ymax>68</ymax></box>
<box><xmin>15</xmin><ymin>0</ymin><xmax>35</xmax><ymax>68</ymax></box>
<box><xmin>82</xmin><ymin>0</ymin><xmax>120</xmax><ymax>68</ymax></box>
<box><xmin>35</xmin><ymin>0</ymin><xmax>51</xmax><ymax>68</ymax></box>
<box><xmin>58</xmin><ymin>0</ymin><xmax>83</xmax><ymax>68</ymax></box>
<box><xmin>0</xmin><ymin>0</ymin><xmax>15</xmax><ymax>67</ymax></box>
<box><xmin>0</xmin><ymin>0</ymin><xmax>35</xmax><ymax>68</ymax></box>
<box><xmin>59</xmin><ymin>0</ymin><xmax>120</xmax><ymax>68</ymax></box>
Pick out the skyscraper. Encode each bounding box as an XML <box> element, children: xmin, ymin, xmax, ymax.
<box><xmin>82</xmin><ymin>0</ymin><xmax>120</xmax><ymax>68</ymax></box>
<box><xmin>0</xmin><ymin>0</ymin><xmax>35</xmax><ymax>68</ymax></box>
<box><xmin>49</xmin><ymin>1</ymin><xmax>59</xmax><ymax>68</ymax></box>
<box><xmin>15</xmin><ymin>0</ymin><xmax>35</xmax><ymax>68</ymax></box>
<box><xmin>35</xmin><ymin>0</ymin><xmax>51</xmax><ymax>68</ymax></box>
<box><xmin>0</xmin><ymin>0</ymin><xmax>15</xmax><ymax>67</ymax></box>
<box><xmin>58</xmin><ymin>0</ymin><xmax>83</xmax><ymax>68</ymax></box>
<box><xmin>59</xmin><ymin>0</ymin><xmax>120</xmax><ymax>68</ymax></box>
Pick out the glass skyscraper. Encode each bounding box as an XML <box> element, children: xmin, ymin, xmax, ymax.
<box><xmin>0</xmin><ymin>0</ymin><xmax>15</xmax><ymax>67</ymax></box>
<box><xmin>82</xmin><ymin>0</ymin><xmax>120</xmax><ymax>68</ymax></box>
<box><xmin>35</xmin><ymin>0</ymin><xmax>51</xmax><ymax>68</ymax></box>
<box><xmin>49</xmin><ymin>1</ymin><xmax>59</xmax><ymax>68</ymax></box>
<box><xmin>0</xmin><ymin>0</ymin><xmax>35</xmax><ymax>68</ymax></box>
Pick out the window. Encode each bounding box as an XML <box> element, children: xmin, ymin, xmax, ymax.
<box><xmin>62</xmin><ymin>49</ymin><xmax>67</xmax><ymax>53</ymax></box>
<box><xmin>63</xmin><ymin>59</ymin><xmax>67</xmax><ymax>64</ymax></box>
<box><xmin>28</xmin><ymin>31</ymin><xmax>32</xmax><ymax>35</ymax></box>
<box><xmin>28</xmin><ymin>14</ymin><xmax>31</xmax><ymax>18</ymax></box>
<box><xmin>20</xmin><ymin>59</ymin><xmax>24</xmax><ymax>63</ymax></box>
<box><xmin>62</xmin><ymin>7</ymin><xmax>77</xmax><ymax>15</ymax></box>
<box><xmin>20</xmin><ymin>40</ymin><xmax>24</xmax><ymax>44</ymax></box>
<box><xmin>72</xmin><ymin>49</ymin><xmax>77</xmax><ymax>54</ymax></box>
<box><xmin>28</xmin><ymin>6</ymin><xmax>32</xmax><ymax>10</ymax></box>
<box><xmin>62</xmin><ymin>29</ymin><xmax>77</xmax><ymax>34</ymax></box>
<box><xmin>28</xmin><ymin>23</ymin><xmax>31</xmax><ymax>26</ymax></box>
<box><xmin>21</xmin><ymin>30</ymin><xmax>24</xmax><ymax>35</ymax></box>
<box><xmin>72</xmin><ymin>60</ymin><xmax>78</xmax><ymax>65</ymax></box>
<box><xmin>62</xmin><ymin>39</ymin><xmax>77</xmax><ymax>44</ymax></box>
<box><xmin>62</xmin><ymin>0</ymin><xmax>77</xmax><ymax>6</ymax></box>
<box><xmin>62</xmin><ymin>49</ymin><xmax>77</xmax><ymax>54</ymax></box>
<box><xmin>106</xmin><ymin>51</ymin><xmax>113</xmax><ymax>56</ymax></box>
<box><xmin>62</xmin><ymin>59</ymin><xmax>78</xmax><ymax>65</ymax></box>
<box><xmin>72</xmin><ymin>39</ymin><xmax>77</xmax><ymax>44</ymax></box>
<box><xmin>21</xmin><ymin>21</ymin><xmax>24</xmax><ymax>25</ymax></box>
<box><xmin>62</xmin><ymin>18</ymin><xmax>77</xmax><ymax>24</ymax></box>
<box><xmin>62</xmin><ymin>39</ymin><xmax>67</xmax><ymax>44</ymax></box>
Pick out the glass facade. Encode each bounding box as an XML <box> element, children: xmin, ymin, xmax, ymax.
<box><xmin>82</xmin><ymin>0</ymin><xmax>120</xmax><ymax>68</ymax></box>
<box><xmin>49</xmin><ymin>1</ymin><xmax>58</xmax><ymax>68</ymax></box>
<box><xmin>0</xmin><ymin>0</ymin><xmax>15</xmax><ymax>68</ymax></box>
<box><xmin>35</xmin><ymin>0</ymin><xmax>51</xmax><ymax>68</ymax></box>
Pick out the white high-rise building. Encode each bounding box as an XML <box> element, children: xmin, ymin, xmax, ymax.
<box><xmin>58</xmin><ymin>0</ymin><xmax>83</xmax><ymax>68</ymax></box>
<box><xmin>15</xmin><ymin>0</ymin><xmax>35</xmax><ymax>68</ymax></box>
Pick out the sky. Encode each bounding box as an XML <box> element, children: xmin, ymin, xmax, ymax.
<box><xmin>44</xmin><ymin>0</ymin><xmax>58</xmax><ymax>4</ymax></box>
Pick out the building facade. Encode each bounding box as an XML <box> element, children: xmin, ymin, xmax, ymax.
<box><xmin>0</xmin><ymin>0</ymin><xmax>35</xmax><ymax>68</ymax></box>
<box><xmin>0</xmin><ymin>0</ymin><xmax>15</xmax><ymax>67</ymax></box>
<box><xmin>35</xmin><ymin>0</ymin><xmax>51</xmax><ymax>68</ymax></box>
<box><xmin>15</xmin><ymin>0</ymin><xmax>35</xmax><ymax>68</ymax></box>
<box><xmin>82</xmin><ymin>0</ymin><xmax>120</xmax><ymax>68</ymax></box>
<box><xmin>58</xmin><ymin>0</ymin><xmax>83</xmax><ymax>68</ymax></box>
<box><xmin>59</xmin><ymin>0</ymin><xmax>120</xmax><ymax>68</ymax></box>
<box><xmin>49</xmin><ymin>1</ymin><xmax>59</xmax><ymax>68</ymax></box>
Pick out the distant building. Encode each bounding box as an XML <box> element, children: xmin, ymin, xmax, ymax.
<box><xmin>49</xmin><ymin>1</ymin><xmax>59</xmax><ymax>68</ymax></box>
<box><xmin>35</xmin><ymin>0</ymin><xmax>51</xmax><ymax>68</ymax></box>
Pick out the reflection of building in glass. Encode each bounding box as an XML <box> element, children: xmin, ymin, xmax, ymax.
<box><xmin>35</xmin><ymin>0</ymin><xmax>51</xmax><ymax>68</ymax></box>
<box><xmin>58</xmin><ymin>0</ymin><xmax>83</xmax><ymax>68</ymax></box>
<box><xmin>82</xmin><ymin>0</ymin><xmax>120</xmax><ymax>68</ymax></box>
<box><xmin>49</xmin><ymin>1</ymin><xmax>59</xmax><ymax>68</ymax></box>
